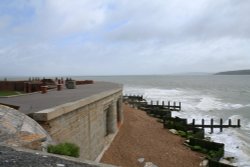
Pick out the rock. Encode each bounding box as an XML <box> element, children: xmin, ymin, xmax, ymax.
<box><xmin>225</xmin><ymin>156</ymin><xmax>235</xmax><ymax>162</ymax></box>
<box><xmin>199</xmin><ymin>159</ymin><xmax>208</xmax><ymax>167</ymax></box>
<box><xmin>219</xmin><ymin>159</ymin><xmax>232</xmax><ymax>165</ymax></box>
<box><xmin>220</xmin><ymin>157</ymin><xmax>236</xmax><ymax>164</ymax></box>
<box><xmin>138</xmin><ymin>158</ymin><xmax>145</xmax><ymax>163</ymax></box>
<box><xmin>144</xmin><ymin>162</ymin><xmax>158</xmax><ymax>167</ymax></box>
<box><xmin>169</xmin><ymin>129</ymin><xmax>178</xmax><ymax>135</ymax></box>
<box><xmin>56</xmin><ymin>164</ymin><xmax>65</xmax><ymax>167</ymax></box>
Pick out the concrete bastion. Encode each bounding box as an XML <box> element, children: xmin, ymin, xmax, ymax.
<box><xmin>0</xmin><ymin>81</ymin><xmax>123</xmax><ymax>166</ymax></box>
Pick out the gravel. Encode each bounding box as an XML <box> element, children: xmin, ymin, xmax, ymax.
<box><xmin>101</xmin><ymin>104</ymin><xmax>204</xmax><ymax>167</ymax></box>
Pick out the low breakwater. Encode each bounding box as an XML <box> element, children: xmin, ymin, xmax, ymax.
<box><xmin>123</xmin><ymin>95</ymin><xmax>238</xmax><ymax>167</ymax></box>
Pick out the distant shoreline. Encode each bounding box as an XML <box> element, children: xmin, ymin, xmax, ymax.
<box><xmin>215</xmin><ymin>69</ymin><xmax>250</xmax><ymax>75</ymax></box>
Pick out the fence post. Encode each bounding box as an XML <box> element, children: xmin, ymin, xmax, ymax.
<box><xmin>162</xmin><ymin>101</ymin><xmax>165</xmax><ymax>106</ymax></box>
<box><xmin>157</xmin><ymin>101</ymin><xmax>159</xmax><ymax>105</ymax></box>
<box><xmin>211</xmin><ymin>119</ymin><xmax>214</xmax><ymax>133</ymax></box>
<box><xmin>202</xmin><ymin>119</ymin><xmax>205</xmax><ymax>129</ymax></box>
<box><xmin>192</xmin><ymin>119</ymin><xmax>195</xmax><ymax>127</ymax></box>
<box><xmin>220</xmin><ymin>119</ymin><xmax>223</xmax><ymax>132</ymax></box>
<box><xmin>237</xmin><ymin>119</ymin><xmax>241</xmax><ymax>127</ymax></box>
<box><xmin>228</xmin><ymin>119</ymin><xmax>232</xmax><ymax>126</ymax></box>
<box><xmin>179</xmin><ymin>102</ymin><xmax>181</xmax><ymax>110</ymax></box>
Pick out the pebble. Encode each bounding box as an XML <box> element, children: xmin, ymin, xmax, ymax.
<box><xmin>169</xmin><ymin>129</ymin><xmax>178</xmax><ymax>135</ymax></box>
<box><xmin>144</xmin><ymin>162</ymin><xmax>158</xmax><ymax>167</ymax></box>
<box><xmin>219</xmin><ymin>159</ymin><xmax>232</xmax><ymax>165</ymax></box>
<box><xmin>199</xmin><ymin>159</ymin><xmax>208</xmax><ymax>167</ymax></box>
<box><xmin>56</xmin><ymin>164</ymin><xmax>65</xmax><ymax>167</ymax></box>
<box><xmin>138</xmin><ymin>158</ymin><xmax>145</xmax><ymax>163</ymax></box>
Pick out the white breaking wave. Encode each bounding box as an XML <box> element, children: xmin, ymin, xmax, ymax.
<box><xmin>124</xmin><ymin>87</ymin><xmax>249</xmax><ymax>112</ymax></box>
<box><xmin>124</xmin><ymin>86</ymin><xmax>250</xmax><ymax>166</ymax></box>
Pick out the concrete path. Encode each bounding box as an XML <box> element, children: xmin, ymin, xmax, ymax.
<box><xmin>0</xmin><ymin>145</ymin><xmax>116</xmax><ymax>167</ymax></box>
<box><xmin>0</xmin><ymin>82</ymin><xmax>122</xmax><ymax>114</ymax></box>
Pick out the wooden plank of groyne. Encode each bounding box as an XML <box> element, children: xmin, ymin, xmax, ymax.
<box><xmin>187</xmin><ymin>118</ymin><xmax>241</xmax><ymax>133</ymax></box>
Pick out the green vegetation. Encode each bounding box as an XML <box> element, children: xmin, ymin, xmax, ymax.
<box><xmin>190</xmin><ymin>145</ymin><xmax>207</xmax><ymax>154</ymax></box>
<box><xmin>189</xmin><ymin>145</ymin><xmax>224</xmax><ymax>160</ymax></box>
<box><xmin>207</xmin><ymin>148</ymin><xmax>224</xmax><ymax>160</ymax></box>
<box><xmin>177</xmin><ymin>130</ymin><xmax>187</xmax><ymax>137</ymax></box>
<box><xmin>0</xmin><ymin>91</ymin><xmax>22</xmax><ymax>97</ymax></box>
<box><xmin>47</xmin><ymin>142</ymin><xmax>80</xmax><ymax>157</ymax></box>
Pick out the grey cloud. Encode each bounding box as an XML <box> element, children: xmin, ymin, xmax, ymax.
<box><xmin>0</xmin><ymin>0</ymin><xmax>250</xmax><ymax>76</ymax></box>
<box><xmin>105</xmin><ymin>0</ymin><xmax>250</xmax><ymax>43</ymax></box>
<box><xmin>185</xmin><ymin>1</ymin><xmax>250</xmax><ymax>40</ymax></box>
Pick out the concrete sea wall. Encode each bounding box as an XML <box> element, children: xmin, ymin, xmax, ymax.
<box><xmin>33</xmin><ymin>88</ymin><xmax>123</xmax><ymax>161</ymax></box>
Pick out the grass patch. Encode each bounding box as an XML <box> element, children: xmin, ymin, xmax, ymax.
<box><xmin>0</xmin><ymin>91</ymin><xmax>22</xmax><ymax>96</ymax></box>
<box><xmin>47</xmin><ymin>142</ymin><xmax>80</xmax><ymax>157</ymax></box>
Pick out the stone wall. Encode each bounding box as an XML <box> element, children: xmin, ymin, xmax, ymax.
<box><xmin>33</xmin><ymin>88</ymin><xmax>123</xmax><ymax>161</ymax></box>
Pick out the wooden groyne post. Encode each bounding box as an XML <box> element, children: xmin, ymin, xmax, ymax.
<box><xmin>190</xmin><ymin>118</ymin><xmax>241</xmax><ymax>133</ymax></box>
<box><xmin>148</xmin><ymin>100</ymin><xmax>181</xmax><ymax>111</ymax></box>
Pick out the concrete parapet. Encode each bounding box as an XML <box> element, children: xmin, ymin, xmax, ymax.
<box><xmin>33</xmin><ymin>88</ymin><xmax>122</xmax><ymax>121</ymax></box>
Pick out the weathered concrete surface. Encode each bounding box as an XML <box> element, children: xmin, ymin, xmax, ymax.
<box><xmin>32</xmin><ymin>88</ymin><xmax>122</xmax><ymax>122</ymax></box>
<box><xmin>0</xmin><ymin>82</ymin><xmax>122</xmax><ymax>114</ymax></box>
<box><xmin>0</xmin><ymin>145</ymin><xmax>117</xmax><ymax>167</ymax></box>
<box><xmin>0</xmin><ymin>81</ymin><xmax>124</xmax><ymax>162</ymax></box>
<box><xmin>32</xmin><ymin>89</ymin><xmax>123</xmax><ymax>161</ymax></box>
<box><xmin>0</xmin><ymin>105</ymin><xmax>52</xmax><ymax>150</ymax></box>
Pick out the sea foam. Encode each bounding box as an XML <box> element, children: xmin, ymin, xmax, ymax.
<box><xmin>124</xmin><ymin>86</ymin><xmax>250</xmax><ymax>166</ymax></box>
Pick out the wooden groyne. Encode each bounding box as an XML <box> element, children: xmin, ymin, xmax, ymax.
<box><xmin>148</xmin><ymin>100</ymin><xmax>181</xmax><ymax>111</ymax></box>
<box><xmin>123</xmin><ymin>95</ymin><xmax>241</xmax><ymax>133</ymax></box>
<box><xmin>124</xmin><ymin>95</ymin><xmax>240</xmax><ymax>167</ymax></box>
<box><xmin>189</xmin><ymin>118</ymin><xmax>241</xmax><ymax>133</ymax></box>
<box><xmin>123</xmin><ymin>95</ymin><xmax>181</xmax><ymax>111</ymax></box>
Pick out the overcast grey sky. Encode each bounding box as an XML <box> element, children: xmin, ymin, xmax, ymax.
<box><xmin>0</xmin><ymin>0</ymin><xmax>249</xmax><ymax>76</ymax></box>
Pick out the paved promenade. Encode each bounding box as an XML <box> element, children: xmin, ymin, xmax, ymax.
<box><xmin>0</xmin><ymin>82</ymin><xmax>122</xmax><ymax>114</ymax></box>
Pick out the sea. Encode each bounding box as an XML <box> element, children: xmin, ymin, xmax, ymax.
<box><xmin>3</xmin><ymin>75</ymin><xmax>250</xmax><ymax>166</ymax></box>
<box><xmin>76</xmin><ymin>75</ymin><xmax>250</xmax><ymax>167</ymax></box>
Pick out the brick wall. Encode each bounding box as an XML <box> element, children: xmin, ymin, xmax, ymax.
<box><xmin>0</xmin><ymin>81</ymin><xmax>26</xmax><ymax>91</ymax></box>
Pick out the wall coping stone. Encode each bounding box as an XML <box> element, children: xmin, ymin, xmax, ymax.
<box><xmin>33</xmin><ymin>88</ymin><xmax>122</xmax><ymax>121</ymax></box>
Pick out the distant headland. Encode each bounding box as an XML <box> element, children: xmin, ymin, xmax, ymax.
<box><xmin>215</xmin><ymin>69</ymin><xmax>250</xmax><ymax>75</ymax></box>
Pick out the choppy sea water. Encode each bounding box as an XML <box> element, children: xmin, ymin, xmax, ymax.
<box><xmin>76</xmin><ymin>75</ymin><xmax>250</xmax><ymax>167</ymax></box>
<box><xmin>3</xmin><ymin>75</ymin><xmax>250</xmax><ymax>166</ymax></box>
